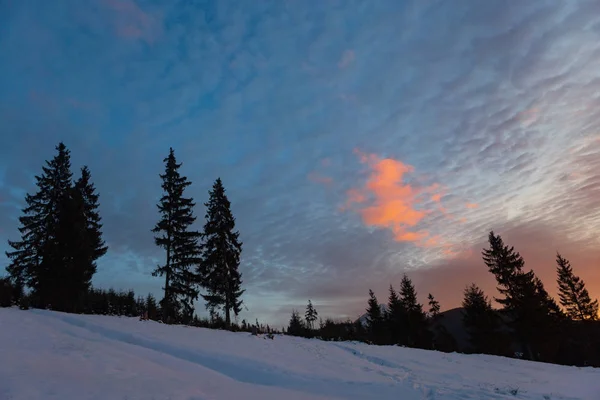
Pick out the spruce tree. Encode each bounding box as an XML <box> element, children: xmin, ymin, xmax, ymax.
<box><xmin>74</xmin><ymin>166</ymin><xmax>108</xmax><ymax>264</ymax></box>
<box><xmin>152</xmin><ymin>148</ymin><xmax>201</xmax><ymax>324</ymax></box>
<box><xmin>427</xmin><ymin>293</ymin><xmax>440</xmax><ymax>318</ymax></box>
<box><xmin>427</xmin><ymin>292</ymin><xmax>456</xmax><ymax>351</ymax></box>
<box><xmin>399</xmin><ymin>274</ymin><xmax>421</xmax><ymax>313</ymax></box>
<box><xmin>556</xmin><ymin>253</ymin><xmax>598</xmax><ymax>321</ymax></box>
<box><xmin>427</xmin><ymin>292</ymin><xmax>441</xmax><ymax>349</ymax></box>
<box><xmin>288</xmin><ymin>310</ymin><xmax>304</xmax><ymax>336</ymax></box>
<box><xmin>399</xmin><ymin>274</ymin><xmax>429</xmax><ymax>348</ymax></box>
<box><xmin>366</xmin><ymin>289</ymin><xmax>382</xmax><ymax>325</ymax></box>
<box><xmin>52</xmin><ymin>166</ymin><xmax>106</xmax><ymax>311</ymax></box>
<box><xmin>52</xmin><ymin>184</ymin><xmax>89</xmax><ymax>311</ymax></box>
<box><xmin>483</xmin><ymin>231</ymin><xmax>563</xmax><ymax>361</ymax></box>
<box><xmin>365</xmin><ymin>289</ymin><xmax>384</xmax><ymax>342</ymax></box>
<box><xmin>146</xmin><ymin>293</ymin><xmax>159</xmax><ymax>321</ymax></box>
<box><xmin>462</xmin><ymin>283</ymin><xmax>502</xmax><ymax>354</ymax></box>
<box><xmin>386</xmin><ymin>284</ymin><xmax>407</xmax><ymax>345</ymax></box>
<box><xmin>198</xmin><ymin>178</ymin><xmax>244</xmax><ymax>327</ymax></box>
<box><xmin>6</xmin><ymin>142</ymin><xmax>73</xmax><ymax>308</ymax></box>
<box><xmin>305</xmin><ymin>300</ymin><xmax>318</xmax><ymax>330</ymax></box>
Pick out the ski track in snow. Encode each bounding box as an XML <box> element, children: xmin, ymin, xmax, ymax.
<box><xmin>0</xmin><ymin>308</ymin><xmax>598</xmax><ymax>400</ymax></box>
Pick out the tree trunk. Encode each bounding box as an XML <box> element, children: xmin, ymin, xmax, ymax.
<box><xmin>224</xmin><ymin>261</ymin><xmax>231</xmax><ymax>327</ymax></box>
<box><xmin>225</xmin><ymin>288</ymin><xmax>231</xmax><ymax>327</ymax></box>
<box><xmin>163</xmin><ymin>242</ymin><xmax>171</xmax><ymax>324</ymax></box>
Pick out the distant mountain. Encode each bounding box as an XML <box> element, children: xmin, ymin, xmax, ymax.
<box><xmin>356</xmin><ymin>304</ymin><xmax>387</xmax><ymax>327</ymax></box>
<box><xmin>435</xmin><ymin>307</ymin><xmax>469</xmax><ymax>351</ymax></box>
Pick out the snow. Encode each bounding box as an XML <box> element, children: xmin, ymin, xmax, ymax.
<box><xmin>0</xmin><ymin>308</ymin><xmax>598</xmax><ymax>400</ymax></box>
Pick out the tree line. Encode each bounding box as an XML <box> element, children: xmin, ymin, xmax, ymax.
<box><xmin>1</xmin><ymin>143</ymin><xmax>245</xmax><ymax>327</ymax></box>
<box><xmin>285</xmin><ymin>231</ymin><xmax>599</xmax><ymax>367</ymax></box>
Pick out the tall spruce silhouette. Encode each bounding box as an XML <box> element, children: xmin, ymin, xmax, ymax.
<box><xmin>365</xmin><ymin>289</ymin><xmax>385</xmax><ymax>343</ymax></box>
<box><xmin>6</xmin><ymin>142</ymin><xmax>73</xmax><ymax>308</ymax></box>
<box><xmin>556</xmin><ymin>253</ymin><xmax>598</xmax><ymax>321</ymax></box>
<box><xmin>462</xmin><ymin>283</ymin><xmax>503</xmax><ymax>355</ymax></box>
<box><xmin>59</xmin><ymin>166</ymin><xmax>107</xmax><ymax>310</ymax></box>
<box><xmin>152</xmin><ymin>148</ymin><xmax>201</xmax><ymax>324</ymax></box>
<box><xmin>287</xmin><ymin>310</ymin><xmax>304</xmax><ymax>336</ymax></box>
<box><xmin>483</xmin><ymin>231</ymin><xmax>563</xmax><ymax>361</ymax></box>
<box><xmin>305</xmin><ymin>300</ymin><xmax>318</xmax><ymax>330</ymax></box>
<box><xmin>74</xmin><ymin>166</ymin><xmax>107</xmax><ymax>264</ymax></box>
<box><xmin>386</xmin><ymin>284</ymin><xmax>406</xmax><ymax>345</ymax></box>
<box><xmin>198</xmin><ymin>178</ymin><xmax>244</xmax><ymax>327</ymax></box>
<box><xmin>399</xmin><ymin>274</ymin><xmax>429</xmax><ymax>348</ymax></box>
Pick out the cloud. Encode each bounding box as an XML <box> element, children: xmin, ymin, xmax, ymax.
<box><xmin>343</xmin><ymin>149</ymin><xmax>453</xmax><ymax>248</ymax></box>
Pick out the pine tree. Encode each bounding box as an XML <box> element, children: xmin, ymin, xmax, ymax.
<box><xmin>399</xmin><ymin>274</ymin><xmax>430</xmax><ymax>348</ymax></box>
<box><xmin>482</xmin><ymin>231</ymin><xmax>525</xmax><ymax>311</ymax></box>
<box><xmin>427</xmin><ymin>293</ymin><xmax>440</xmax><ymax>319</ymax></box>
<box><xmin>52</xmin><ymin>166</ymin><xmax>106</xmax><ymax>312</ymax></box>
<box><xmin>386</xmin><ymin>284</ymin><xmax>407</xmax><ymax>345</ymax></box>
<box><xmin>426</xmin><ymin>292</ymin><xmax>456</xmax><ymax>352</ymax></box>
<box><xmin>198</xmin><ymin>178</ymin><xmax>244</xmax><ymax>327</ymax></box>
<box><xmin>365</xmin><ymin>289</ymin><xmax>384</xmax><ymax>343</ymax></box>
<box><xmin>146</xmin><ymin>293</ymin><xmax>159</xmax><ymax>321</ymax></box>
<box><xmin>366</xmin><ymin>289</ymin><xmax>382</xmax><ymax>326</ymax></box>
<box><xmin>305</xmin><ymin>300</ymin><xmax>318</xmax><ymax>330</ymax></box>
<box><xmin>6</xmin><ymin>142</ymin><xmax>73</xmax><ymax>308</ymax></box>
<box><xmin>52</xmin><ymin>183</ymin><xmax>91</xmax><ymax>311</ymax></box>
<box><xmin>74</xmin><ymin>166</ymin><xmax>108</xmax><ymax>264</ymax></box>
<box><xmin>399</xmin><ymin>274</ymin><xmax>421</xmax><ymax>313</ymax></box>
<box><xmin>462</xmin><ymin>283</ymin><xmax>502</xmax><ymax>354</ymax></box>
<box><xmin>152</xmin><ymin>148</ymin><xmax>201</xmax><ymax>324</ymax></box>
<box><xmin>483</xmin><ymin>231</ymin><xmax>563</xmax><ymax>361</ymax></box>
<box><xmin>556</xmin><ymin>253</ymin><xmax>598</xmax><ymax>321</ymax></box>
<box><xmin>288</xmin><ymin>310</ymin><xmax>304</xmax><ymax>336</ymax></box>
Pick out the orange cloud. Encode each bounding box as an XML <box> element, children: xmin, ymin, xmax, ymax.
<box><xmin>344</xmin><ymin>150</ymin><xmax>450</xmax><ymax>247</ymax></box>
<box><xmin>466</xmin><ymin>203</ymin><xmax>478</xmax><ymax>209</ymax></box>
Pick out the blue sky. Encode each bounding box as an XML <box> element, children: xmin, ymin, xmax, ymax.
<box><xmin>2</xmin><ymin>0</ymin><xmax>600</xmax><ymax>326</ymax></box>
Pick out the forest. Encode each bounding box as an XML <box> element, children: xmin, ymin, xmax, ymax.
<box><xmin>1</xmin><ymin>142</ymin><xmax>599</xmax><ymax>368</ymax></box>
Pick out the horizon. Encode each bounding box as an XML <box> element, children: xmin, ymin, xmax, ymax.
<box><xmin>2</xmin><ymin>0</ymin><xmax>600</xmax><ymax>327</ymax></box>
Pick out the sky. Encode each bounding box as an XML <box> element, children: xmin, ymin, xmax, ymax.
<box><xmin>1</xmin><ymin>0</ymin><xmax>600</xmax><ymax>327</ymax></box>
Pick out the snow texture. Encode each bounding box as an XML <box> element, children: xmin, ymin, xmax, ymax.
<box><xmin>0</xmin><ymin>308</ymin><xmax>598</xmax><ymax>399</ymax></box>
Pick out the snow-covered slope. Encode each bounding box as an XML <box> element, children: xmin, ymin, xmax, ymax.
<box><xmin>0</xmin><ymin>308</ymin><xmax>597</xmax><ymax>400</ymax></box>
